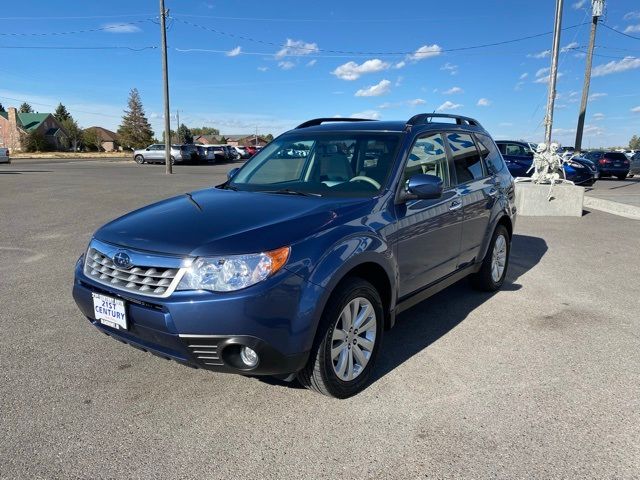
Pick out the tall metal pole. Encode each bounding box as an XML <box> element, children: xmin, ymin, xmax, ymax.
<box><xmin>575</xmin><ymin>0</ymin><xmax>604</xmax><ymax>152</ymax></box>
<box><xmin>544</xmin><ymin>0</ymin><xmax>564</xmax><ymax>145</ymax></box>
<box><xmin>176</xmin><ymin>109</ymin><xmax>180</xmax><ymax>143</ymax></box>
<box><xmin>159</xmin><ymin>0</ymin><xmax>172</xmax><ymax>174</ymax></box>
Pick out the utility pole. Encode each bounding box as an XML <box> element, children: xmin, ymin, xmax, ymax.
<box><xmin>544</xmin><ymin>0</ymin><xmax>564</xmax><ymax>145</ymax></box>
<box><xmin>575</xmin><ymin>0</ymin><xmax>604</xmax><ymax>153</ymax></box>
<box><xmin>176</xmin><ymin>109</ymin><xmax>180</xmax><ymax>143</ymax></box>
<box><xmin>159</xmin><ymin>0</ymin><xmax>172</xmax><ymax>174</ymax></box>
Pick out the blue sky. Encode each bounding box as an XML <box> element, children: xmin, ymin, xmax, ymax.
<box><xmin>1</xmin><ymin>0</ymin><xmax>639</xmax><ymax>147</ymax></box>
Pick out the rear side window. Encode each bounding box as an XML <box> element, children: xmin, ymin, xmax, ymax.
<box><xmin>505</xmin><ymin>143</ymin><xmax>529</xmax><ymax>156</ymax></box>
<box><xmin>605</xmin><ymin>152</ymin><xmax>627</xmax><ymax>161</ymax></box>
<box><xmin>476</xmin><ymin>133</ymin><xmax>505</xmax><ymax>173</ymax></box>
<box><xmin>446</xmin><ymin>133</ymin><xmax>485</xmax><ymax>184</ymax></box>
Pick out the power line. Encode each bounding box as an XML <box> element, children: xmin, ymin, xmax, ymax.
<box><xmin>0</xmin><ymin>19</ymin><xmax>154</xmax><ymax>36</ymax></box>
<box><xmin>601</xmin><ymin>23</ymin><xmax>640</xmax><ymax>41</ymax></box>
<box><xmin>170</xmin><ymin>13</ymin><xmax>491</xmax><ymax>23</ymax></box>
<box><xmin>171</xmin><ymin>17</ymin><xmax>590</xmax><ymax>56</ymax></box>
<box><xmin>0</xmin><ymin>45</ymin><xmax>157</xmax><ymax>51</ymax></box>
<box><xmin>0</xmin><ymin>13</ymin><xmax>155</xmax><ymax>20</ymax></box>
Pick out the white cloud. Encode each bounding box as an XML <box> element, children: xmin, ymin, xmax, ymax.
<box><xmin>589</xmin><ymin>92</ymin><xmax>608</xmax><ymax>101</ymax></box>
<box><xmin>257</xmin><ymin>66</ymin><xmax>268</xmax><ymax>72</ymax></box>
<box><xmin>624</xmin><ymin>11</ymin><xmax>640</xmax><ymax>20</ymax></box>
<box><xmin>275</xmin><ymin>39</ymin><xmax>319</xmax><ymax>58</ymax></box>
<box><xmin>624</xmin><ymin>24</ymin><xmax>640</xmax><ymax>34</ymax></box>
<box><xmin>436</xmin><ymin>101</ymin><xmax>463</xmax><ymax>112</ymax></box>
<box><xmin>443</xmin><ymin>86</ymin><xmax>463</xmax><ymax>94</ymax></box>
<box><xmin>226</xmin><ymin>46</ymin><xmax>242</xmax><ymax>57</ymax></box>
<box><xmin>408</xmin><ymin>98</ymin><xmax>426</xmax><ymax>106</ymax></box>
<box><xmin>395</xmin><ymin>76</ymin><xmax>404</xmax><ymax>87</ymax></box>
<box><xmin>534</xmin><ymin>72</ymin><xmax>564</xmax><ymax>84</ymax></box>
<box><xmin>102</xmin><ymin>23</ymin><xmax>141</xmax><ymax>33</ymax></box>
<box><xmin>536</xmin><ymin>67</ymin><xmax>550</xmax><ymax>78</ymax></box>
<box><xmin>306</xmin><ymin>59</ymin><xmax>317</xmax><ymax>67</ymax></box>
<box><xmin>355</xmin><ymin>79</ymin><xmax>392</xmax><ymax>97</ymax></box>
<box><xmin>408</xmin><ymin>44</ymin><xmax>442</xmax><ymax>61</ymax></box>
<box><xmin>514</xmin><ymin>82</ymin><xmax>525</xmax><ymax>91</ymax></box>
<box><xmin>560</xmin><ymin>41</ymin><xmax>579</xmax><ymax>53</ymax></box>
<box><xmin>394</xmin><ymin>61</ymin><xmax>406</xmax><ymax>69</ymax></box>
<box><xmin>592</xmin><ymin>56</ymin><xmax>640</xmax><ymax>77</ymax></box>
<box><xmin>350</xmin><ymin>110</ymin><xmax>381</xmax><ymax>120</ymax></box>
<box><xmin>332</xmin><ymin>59</ymin><xmax>390</xmax><ymax>81</ymax></box>
<box><xmin>520</xmin><ymin>72</ymin><xmax>529</xmax><ymax>80</ymax></box>
<box><xmin>592</xmin><ymin>113</ymin><xmax>605</xmax><ymax>120</ymax></box>
<box><xmin>632</xmin><ymin>106</ymin><xmax>640</xmax><ymax>113</ymax></box>
<box><xmin>477</xmin><ymin>98</ymin><xmax>491</xmax><ymax>107</ymax></box>
<box><xmin>440</xmin><ymin>62</ymin><xmax>458</xmax><ymax>75</ymax></box>
<box><xmin>528</xmin><ymin>49</ymin><xmax>551</xmax><ymax>59</ymax></box>
<box><xmin>572</xmin><ymin>0</ymin><xmax>587</xmax><ymax>9</ymax></box>
<box><xmin>278</xmin><ymin>61</ymin><xmax>295</xmax><ymax>70</ymax></box>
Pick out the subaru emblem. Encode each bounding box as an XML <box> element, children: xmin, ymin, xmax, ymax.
<box><xmin>113</xmin><ymin>251</ymin><xmax>133</xmax><ymax>269</ymax></box>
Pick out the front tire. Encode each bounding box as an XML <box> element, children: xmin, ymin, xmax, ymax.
<box><xmin>297</xmin><ymin>278</ymin><xmax>383</xmax><ymax>398</ymax></box>
<box><xmin>134</xmin><ymin>155</ymin><xmax>145</xmax><ymax>164</ymax></box>
<box><xmin>471</xmin><ymin>224</ymin><xmax>510</xmax><ymax>292</ymax></box>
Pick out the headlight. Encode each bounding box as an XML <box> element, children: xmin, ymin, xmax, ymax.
<box><xmin>177</xmin><ymin>246</ymin><xmax>290</xmax><ymax>292</ymax></box>
<box><xmin>567</xmin><ymin>161</ymin><xmax>585</xmax><ymax>169</ymax></box>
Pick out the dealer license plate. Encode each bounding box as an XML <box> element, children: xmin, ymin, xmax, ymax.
<box><xmin>92</xmin><ymin>293</ymin><xmax>127</xmax><ymax>330</ymax></box>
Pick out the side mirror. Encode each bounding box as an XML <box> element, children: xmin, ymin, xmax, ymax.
<box><xmin>145</xmin><ymin>148</ymin><xmax>150</xmax><ymax>151</ymax></box>
<box><xmin>227</xmin><ymin>167</ymin><xmax>240</xmax><ymax>180</ymax></box>
<box><xmin>404</xmin><ymin>174</ymin><xmax>443</xmax><ymax>200</ymax></box>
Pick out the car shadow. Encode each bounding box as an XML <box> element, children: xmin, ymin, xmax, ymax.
<box><xmin>369</xmin><ymin>233</ymin><xmax>547</xmax><ymax>385</ymax></box>
<box><xmin>258</xmin><ymin>234</ymin><xmax>547</xmax><ymax>393</ymax></box>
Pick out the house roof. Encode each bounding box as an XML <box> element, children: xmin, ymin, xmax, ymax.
<box><xmin>0</xmin><ymin>112</ymin><xmax>52</xmax><ymax>132</ymax></box>
<box><xmin>86</xmin><ymin>126</ymin><xmax>117</xmax><ymax>142</ymax></box>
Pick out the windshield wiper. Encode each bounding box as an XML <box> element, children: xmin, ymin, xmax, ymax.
<box><xmin>263</xmin><ymin>188</ymin><xmax>321</xmax><ymax>197</ymax></box>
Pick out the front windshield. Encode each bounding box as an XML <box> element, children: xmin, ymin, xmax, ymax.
<box><xmin>228</xmin><ymin>132</ymin><xmax>402</xmax><ymax>197</ymax></box>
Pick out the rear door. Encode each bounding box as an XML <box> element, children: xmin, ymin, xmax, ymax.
<box><xmin>147</xmin><ymin>144</ymin><xmax>164</xmax><ymax>161</ymax></box>
<box><xmin>395</xmin><ymin>132</ymin><xmax>463</xmax><ymax>297</ymax></box>
<box><xmin>500</xmin><ymin>142</ymin><xmax>533</xmax><ymax>177</ymax></box>
<box><xmin>445</xmin><ymin>132</ymin><xmax>495</xmax><ymax>267</ymax></box>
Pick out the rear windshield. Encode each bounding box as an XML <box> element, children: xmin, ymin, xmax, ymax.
<box><xmin>605</xmin><ymin>152</ymin><xmax>628</xmax><ymax>160</ymax></box>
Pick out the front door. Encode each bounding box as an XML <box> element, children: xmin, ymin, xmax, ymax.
<box><xmin>394</xmin><ymin>132</ymin><xmax>463</xmax><ymax>298</ymax></box>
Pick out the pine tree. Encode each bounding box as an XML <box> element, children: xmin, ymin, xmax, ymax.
<box><xmin>19</xmin><ymin>102</ymin><xmax>33</xmax><ymax>113</ymax></box>
<box><xmin>176</xmin><ymin>124</ymin><xmax>193</xmax><ymax>144</ymax></box>
<box><xmin>117</xmin><ymin>88</ymin><xmax>154</xmax><ymax>149</ymax></box>
<box><xmin>0</xmin><ymin>103</ymin><xmax>5</xmax><ymax>112</ymax></box>
<box><xmin>629</xmin><ymin>135</ymin><xmax>640</xmax><ymax>151</ymax></box>
<box><xmin>54</xmin><ymin>103</ymin><xmax>71</xmax><ymax>122</ymax></box>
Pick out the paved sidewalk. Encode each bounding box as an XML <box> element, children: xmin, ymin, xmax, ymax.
<box><xmin>584</xmin><ymin>177</ymin><xmax>640</xmax><ymax>219</ymax></box>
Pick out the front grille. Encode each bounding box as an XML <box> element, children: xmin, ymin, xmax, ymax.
<box><xmin>85</xmin><ymin>246</ymin><xmax>180</xmax><ymax>297</ymax></box>
<box><xmin>185</xmin><ymin>341</ymin><xmax>223</xmax><ymax>366</ymax></box>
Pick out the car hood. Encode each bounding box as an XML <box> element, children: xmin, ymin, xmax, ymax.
<box><xmin>94</xmin><ymin>187</ymin><xmax>370</xmax><ymax>257</ymax></box>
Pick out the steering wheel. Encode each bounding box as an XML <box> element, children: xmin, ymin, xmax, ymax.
<box><xmin>349</xmin><ymin>176</ymin><xmax>381</xmax><ymax>189</ymax></box>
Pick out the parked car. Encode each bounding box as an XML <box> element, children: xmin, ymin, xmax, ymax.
<box><xmin>223</xmin><ymin>145</ymin><xmax>239</xmax><ymax>161</ymax></box>
<box><xmin>133</xmin><ymin>144</ymin><xmax>193</xmax><ymax>164</ymax></box>
<box><xmin>495</xmin><ymin>140</ymin><xmax>596</xmax><ymax>185</ymax></box>
<box><xmin>200</xmin><ymin>145</ymin><xmax>228</xmax><ymax>163</ymax></box>
<box><xmin>73</xmin><ymin>113</ymin><xmax>516</xmax><ymax>398</ymax></box>
<box><xmin>195</xmin><ymin>145</ymin><xmax>206</xmax><ymax>162</ymax></box>
<box><xmin>0</xmin><ymin>147</ymin><xmax>9</xmax><ymax>164</ymax></box>
<box><xmin>628</xmin><ymin>152</ymin><xmax>640</xmax><ymax>178</ymax></box>
<box><xmin>583</xmin><ymin>151</ymin><xmax>630</xmax><ymax>179</ymax></box>
<box><xmin>245</xmin><ymin>145</ymin><xmax>257</xmax><ymax>157</ymax></box>
<box><xmin>233</xmin><ymin>146</ymin><xmax>250</xmax><ymax>159</ymax></box>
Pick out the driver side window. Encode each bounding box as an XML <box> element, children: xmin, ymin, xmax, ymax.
<box><xmin>403</xmin><ymin>133</ymin><xmax>450</xmax><ymax>188</ymax></box>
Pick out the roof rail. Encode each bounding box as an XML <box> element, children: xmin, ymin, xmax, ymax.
<box><xmin>295</xmin><ymin>118</ymin><xmax>376</xmax><ymax>129</ymax></box>
<box><xmin>406</xmin><ymin>113</ymin><xmax>483</xmax><ymax>128</ymax></box>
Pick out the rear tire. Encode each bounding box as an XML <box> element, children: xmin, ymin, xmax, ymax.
<box><xmin>471</xmin><ymin>224</ymin><xmax>510</xmax><ymax>292</ymax></box>
<box><xmin>297</xmin><ymin>278</ymin><xmax>383</xmax><ymax>399</ymax></box>
<box><xmin>617</xmin><ymin>174</ymin><xmax>627</xmax><ymax>180</ymax></box>
<box><xmin>134</xmin><ymin>155</ymin><xmax>145</xmax><ymax>164</ymax></box>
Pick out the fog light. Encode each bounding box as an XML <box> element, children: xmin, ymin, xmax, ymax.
<box><xmin>240</xmin><ymin>346</ymin><xmax>258</xmax><ymax>367</ymax></box>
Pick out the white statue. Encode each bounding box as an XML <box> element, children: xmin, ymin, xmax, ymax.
<box><xmin>515</xmin><ymin>141</ymin><xmax>574</xmax><ymax>200</ymax></box>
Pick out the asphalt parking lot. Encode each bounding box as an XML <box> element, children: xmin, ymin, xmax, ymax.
<box><xmin>1</xmin><ymin>159</ymin><xmax>639</xmax><ymax>478</ymax></box>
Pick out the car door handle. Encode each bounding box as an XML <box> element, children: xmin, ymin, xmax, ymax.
<box><xmin>449</xmin><ymin>200</ymin><xmax>462</xmax><ymax>211</ymax></box>
<box><xmin>488</xmin><ymin>188</ymin><xmax>498</xmax><ymax>197</ymax></box>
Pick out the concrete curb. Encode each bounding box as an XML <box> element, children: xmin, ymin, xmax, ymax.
<box><xmin>584</xmin><ymin>195</ymin><xmax>640</xmax><ymax>220</ymax></box>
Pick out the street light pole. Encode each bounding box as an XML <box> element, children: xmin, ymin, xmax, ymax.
<box><xmin>575</xmin><ymin>0</ymin><xmax>604</xmax><ymax>153</ymax></box>
<box><xmin>544</xmin><ymin>0</ymin><xmax>564</xmax><ymax>145</ymax></box>
<box><xmin>159</xmin><ymin>0</ymin><xmax>172</xmax><ymax>174</ymax></box>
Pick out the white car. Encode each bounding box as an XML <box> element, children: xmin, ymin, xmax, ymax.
<box><xmin>0</xmin><ymin>147</ymin><xmax>10</xmax><ymax>164</ymax></box>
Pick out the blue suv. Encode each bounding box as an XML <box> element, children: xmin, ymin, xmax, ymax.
<box><xmin>73</xmin><ymin>114</ymin><xmax>516</xmax><ymax>398</ymax></box>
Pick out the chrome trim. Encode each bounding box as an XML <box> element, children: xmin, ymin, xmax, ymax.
<box><xmin>178</xmin><ymin>334</ymin><xmax>221</xmax><ymax>338</ymax></box>
<box><xmin>84</xmin><ymin>238</ymin><xmax>191</xmax><ymax>298</ymax></box>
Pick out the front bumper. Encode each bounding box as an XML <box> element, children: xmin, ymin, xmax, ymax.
<box><xmin>73</xmin><ymin>260</ymin><xmax>317</xmax><ymax>375</ymax></box>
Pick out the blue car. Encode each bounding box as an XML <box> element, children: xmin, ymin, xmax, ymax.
<box><xmin>73</xmin><ymin>114</ymin><xmax>516</xmax><ymax>398</ymax></box>
<box><xmin>580</xmin><ymin>151</ymin><xmax>630</xmax><ymax>180</ymax></box>
<box><xmin>495</xmin><ymin>140</ymin><xmax>596</xmax><ymax>185</ymax></box>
